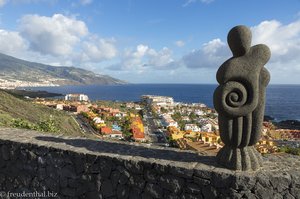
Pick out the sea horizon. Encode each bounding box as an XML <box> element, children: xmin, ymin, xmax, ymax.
<box><xmin>21</xmin><ymin>83</ymin><xmax>300</xmax><ymax>122</ymax></box>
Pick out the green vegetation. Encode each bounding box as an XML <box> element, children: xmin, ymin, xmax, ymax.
<box><xmin>160</xmin><ymin>107</ymin><xmax>168</xmax><ymax>114</ymax></box>
<box><xmin>189</xmin><ymin>112</ymin><xmax>197</xmax><ymax>122</ymax></box>
<box><xmin>0</xmin><ymin>90</ymin><xmax>82</xmax><ymax>136</ymax></box>
<box><xmin>120</xmin><ymin>117</ymin><xmax>132</xmax><ymax>139</ymax></box>
<box><xmin>172</xmin><ymin>112</ymin><xmax>186</xmax><ymax>130</ymax></box>
<box><xmin>12</xmin><ymin>118</ymin><xmax>60</xmax><ymax>133</ymax></box>
<box><xmin>279</xmin><ymin>146</ymin><xmax>300</xmax><ymax>156</ymax></box>
<box><xmin>171</xmin><ymin>112</ymin><xmax>182</xmax><ymax>121</ymax></box>
<box><xmin>0</xmin><ymin>52</ymin><xmax>125</xmax><ymax>86</ymax></box>
<box><xmin>81</xmin><ymin>111</ymin><xmax>89</xmax><ymax>118</ymax></box>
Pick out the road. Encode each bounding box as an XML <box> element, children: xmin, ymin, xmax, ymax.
<box><xmin>143</xmin><ymin>106</ymin><xmax>168</xmax><ymax>146</ymax></box>
<box><xmin>74</xmin><ymin>114</ymin><xmax>98</xmax><ymax>135</ymax></box>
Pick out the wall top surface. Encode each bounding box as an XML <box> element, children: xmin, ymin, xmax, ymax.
<box><xmin>0</xmin><ymin>127</ymin><xmax>299</xmax><ymax>178</ymax></box>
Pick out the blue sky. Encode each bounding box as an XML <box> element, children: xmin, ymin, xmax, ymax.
<box><xmin>0</xmin><ymin>0</ymin><xmax>300</xmax><ymax>84</ymax></box>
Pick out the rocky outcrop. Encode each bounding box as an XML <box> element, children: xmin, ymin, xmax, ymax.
<box><xmin>0</xmin><ymin>128</ymin><xmax>299</xmax><ymax>199</ymax></box>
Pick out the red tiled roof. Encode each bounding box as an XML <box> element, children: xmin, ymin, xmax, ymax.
<box><xmin>100</xmin><ymin>127</ymin><xmax>112</xmax><ymax>135</ymax></box>
<box><xmin>132</xmin><ymin>127</ymin><xmax>145</xmax><ymax>139</ymax></box>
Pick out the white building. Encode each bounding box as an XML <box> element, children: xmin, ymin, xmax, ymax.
<box><xmin>65</xmin><ymin>94</ymin><xmax>89</xmax><ymax>102</ymax></box>
<box><xmin>185</xmin><ymin>124</ymin><xmax>201</xmax><ymax>132</ymax></box>
<box><xmin>161</xmin><ymin>113</ymin><xmax>178</xmax><ymax>128</ymax></box>
<box><xmin>201</xmin><ymin>123</ymin><xmax>213</xmax><ymax>132</ymax></box>
<box><xmin>93</xmin><ymin>117</ymin><xmax>105</xmax><ymax>124</ymax></box>
<box><xmin>56</xmin><ymin>104</ymin><xmax>64</xmax><ymax>110</ymax></box>
<box><xmin>103</xmin><ymin>130</ymin><xmax>123</xmax><ymax>139</ymax></box>
<box><xmin>168</xmin><ymin>121</ymin><xmax>178</xmax><ymax>128</ymax></box>
<box><xmin>195</xmin><ymin>110</ymin><xmax>205</xmax><ymax>116</ymax></box>
<box><xmin>141</xmin><ymin>95</ymin><xmax>174</xmax><ymax>106</ymax></box>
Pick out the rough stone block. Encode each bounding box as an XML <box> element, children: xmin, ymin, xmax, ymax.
<box><xmin>145</xmin><ymin>183</ymin><xmax>163</xmax><ymax>199</ymax></box>
<box><xmin>117</xmin><ymin>184</ymin><xmax>129</xmax><ymax>199</ymax></box>
<box><xmin>144</xmin><ymin>170</ymin><xmax>157</xmax><ymax>182</ymax></box>
<box><xmin>1</xmin><ymin>145</ymin><xmax>10</xmax><ymax>160</ymax></box>
<box><xmin>129</xmin><ymin>174</ymin><xmax>145</xmax><ymax>190</ymax></box>
<box><xmin>101</xmin><ymin>179</ymin><xmax>114</xmax><ymax>198</ymax></box>
<box><xmin>186</xmin><ymin>182</ymin><xmax>202</xmax><ymax>195</ymax></box>
<box><xmin>124</xmin><ymin>160</ymin><xmax>144</xmax><ymax>174</ymax></box>
<box><xmin>160</xmin><ymin>175</ymin><xmax>184</xmax><ymax>194</ymax></box>
<box><xmin>61</xmin><ymin>187</ymin><xmax>76</xmax><ymax>197</ymax></box>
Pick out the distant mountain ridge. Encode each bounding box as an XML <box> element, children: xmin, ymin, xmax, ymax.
<box><xmin>0</xmin><ymin>53</ymin><xmax>126</xmax><ymax>88</ymax></box>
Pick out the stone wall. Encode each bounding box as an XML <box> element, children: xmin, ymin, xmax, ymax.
<box><xmin>0</xmin><ymin>128</ymin><xmax>299</xmax><ymax>199</ymax></box>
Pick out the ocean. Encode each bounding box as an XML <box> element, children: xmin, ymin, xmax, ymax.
<box><xmin>24</xmin><ymin>84</ymin><xmax>300</xmax><ymax>122</ymax></box>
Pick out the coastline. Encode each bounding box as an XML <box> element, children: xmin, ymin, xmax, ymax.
<box><xmin>3</xmin><ymin>88</ymin><xmax>63</xmax><ymax>98</ymax></box>
<box><xmin>15</xmin><ymin>84</ymin><xmax>300</xmax><ymax>123</ymax></box>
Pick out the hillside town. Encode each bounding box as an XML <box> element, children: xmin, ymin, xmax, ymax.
<box><xmin>33</xmin><ymin>93</ymin><xmax>300</xmax><ymax>156</ymax></box>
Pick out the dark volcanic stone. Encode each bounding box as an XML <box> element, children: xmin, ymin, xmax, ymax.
<box><xmin>1</xmin><ymin>145</ymin><xmax>10</xmax><ymax>160</ymax></box>
<box><xmin>86</xmin><ymin>191</ymin><xmax>102</xmax><ymax>199</ymax></box>
<box><xmin>186</xmin><ymin>182</ymin><xmax>202</xmax><ymax>194</ymax></box>
<box><xmin>202</xmin><ymin>185</ymin><xmax>218</xmax><ymax>199</ymax></box>
<box><xmin>117</xmin><ymin>184</ymin><xmax>129</xmax><ymax>199</ymax></box>
<box><xmin>61</xmin><ymin>187</ymin><xmax>76</xmax><ymax>197</ymax></box>
<box><xmin>119</xmin><ymin>170</ymin><xmax>130</xmax><ymax>185</ymax></box>
<box><xmin>144</xmin><ymin>183</ymin><xmax>163</xmax><ymax>199</ymax></box>
<box><xmin>254</xmin><ymin>183</ymin><xmax>274</xmax><ymax>199</ymax></box>
<box><xmin>181</xmin><ymin>193</ymin><xmax>202</xmax><ymax>199</ymax></box>
<box><xmin>129</xmin><ymin>187</ymin><xmax>141</xmax><ymax>199</ymax></box>
<box><xmin>124</xmin><ymin>160</ymin><xmax>144</xmax><ymax>174</ymax></box>
<box><xmin>144</xmin><ymin>170</ymin><xmax>157</xmax><ymax>182</ymax></box>
<box><xmin>129</xmin><ymin>175</ymin><xmax>145</xmax><ymax>190</ymax></box>
<box><xmin>170</xmin><ymin>166</ymin><xmax>194</xmax><ymax>179</ymax></box>
<box><xmin>101</xmin><ymin>179</ymin><xmax>114</xmax><ymax>198</ymax></box>
<box><xmin>111</xmin><ymin>170</ymin><xmax>120</xmax><ymax>189</ymax></box>
<box><xmin>160</xmin><ymin>175</ymin><xmax>184</xmax><ymax>194</ymax></box>
<box><xmin>193</xmin><ymin>176</ymin><xmax>210</xmax><ymax>186</ymax></box>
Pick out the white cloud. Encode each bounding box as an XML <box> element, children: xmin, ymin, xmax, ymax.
<box><xmin>79</xmin><ymin>0</ymin><xmax>92</xmax><ymax>5</ymax></box>
<box><xmin>182</xmin><ymin>0</ymin><xmax>214</xmax><ymax>7</ymax></box>
<box><xmin>182</xmin><ymin>38</ymin><xmax>230</xmax><ymax>68</ymax></box>
<box><xmin>0</xmin><ymin>29</ymin><xmax>27</xmax><ymax>55</ymax></box>
<box><xmin>109</xmin><ymin>44</ymin><xmax>149</xmax><ymax>71</ymax></box>
<box><xmin>0</xmin><ymin>0</ymin><xmax>7</xmax><ymax>7</ymax></box>
<box><xmin>147</xmin><ymin>47</ymin><xmax>176</xmax><ymax>69</ymax></box>
<box><xmin>250</xmin><ymin>19</ymin><xmax>300</xmax><ymax>83</ymax></box>
<box><xmin>79</xmin><ymin>36</ymin><xmax>117</xmax><ymax>62</ymax></box>
<box><xmin>179</xmin><ymin>19</ymin><xmax>300</xmax><ymax>83</ymax></box>
<box><xmin>175</xmin><ymin>40</ymin><xmax>185</xmax><ymax>47</ymax></box>
<box><xmin>19</xmin><ymin>14</ymin><xmax>88</xmax><ymax>56</ymax></box>
<box><xmin>108</xmin><ymin>44</ymin><xmax>180</xmax><ymax>71</ymax></box>
<box><xmin>0</xmin><ymin>13</ymin><xmax>118</xmax><ymax>67</ymax></box>
<box><xmin>251</xmin><ymin>20</ymin><xmax>300</xmax><ymax>63</ymax></box>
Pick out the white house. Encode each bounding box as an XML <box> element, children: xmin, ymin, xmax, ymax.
<box><xmin>65</xmin><ymin>94</ymin><xmax>89</xmax><ymax>102</ymax></box>
<box><xmin>185</xmin><ymin>124</ymin><xmax>201</xmax><ymax>132</ymax></box>
<box><xmin>201</xmin><ymin>123</ymin><xmax>212</xmax><ymax>132</ymax></box>
<box><xmin>93</xmin><ymin>117</ymin><xmax>105</xmax><ymax>124</ymax></box>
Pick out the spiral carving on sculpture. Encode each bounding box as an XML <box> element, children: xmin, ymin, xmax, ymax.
<box><xmin>225</xmin><ymin>82</ymin><xmax>247</xmax><ymax>108</ymax></box>
<box><xmin>214</xmin><ymin>80</ymin><xmax>257</xmax><ymax>117</ymax></box>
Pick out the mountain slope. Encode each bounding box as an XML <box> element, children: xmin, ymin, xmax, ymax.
<box><xmin>0</xmin><ymin>53</ymin><xmax>126</xmax><ymax>87</ymax></box>
<box><xmin>0</xmin><ymin>89</ymin><xmax>82</xmax><ymax>136</ymax></box>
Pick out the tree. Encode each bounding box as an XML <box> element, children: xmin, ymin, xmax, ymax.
<box><xmin>160</xmin><ymin>107</ymin><xmax>168</xmax><ymax>114</ymax></box>
<box><xmin>189</xmin><ymin>112</ymin><xmax>197</xmax><ymax>122</ymax></box>
<box><xmin>81</xmin><ymin>111</ymin><xmax>89</xmax><ymax>118</ymax></box>
<box><xmin>120</xmin><ymin>117</ymin><xmax>132</xmax><ymax>139</ymax></box>
<box><xmin>172</xmin><ymin>112</ymin><xmax>182</xmax><ymax>121</ymax></box>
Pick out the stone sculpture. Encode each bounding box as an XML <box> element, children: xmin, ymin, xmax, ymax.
<box><xmin>213</xmin><ymin>25</ymin><xmax>271</xmax><ymax>171</ymax></box>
